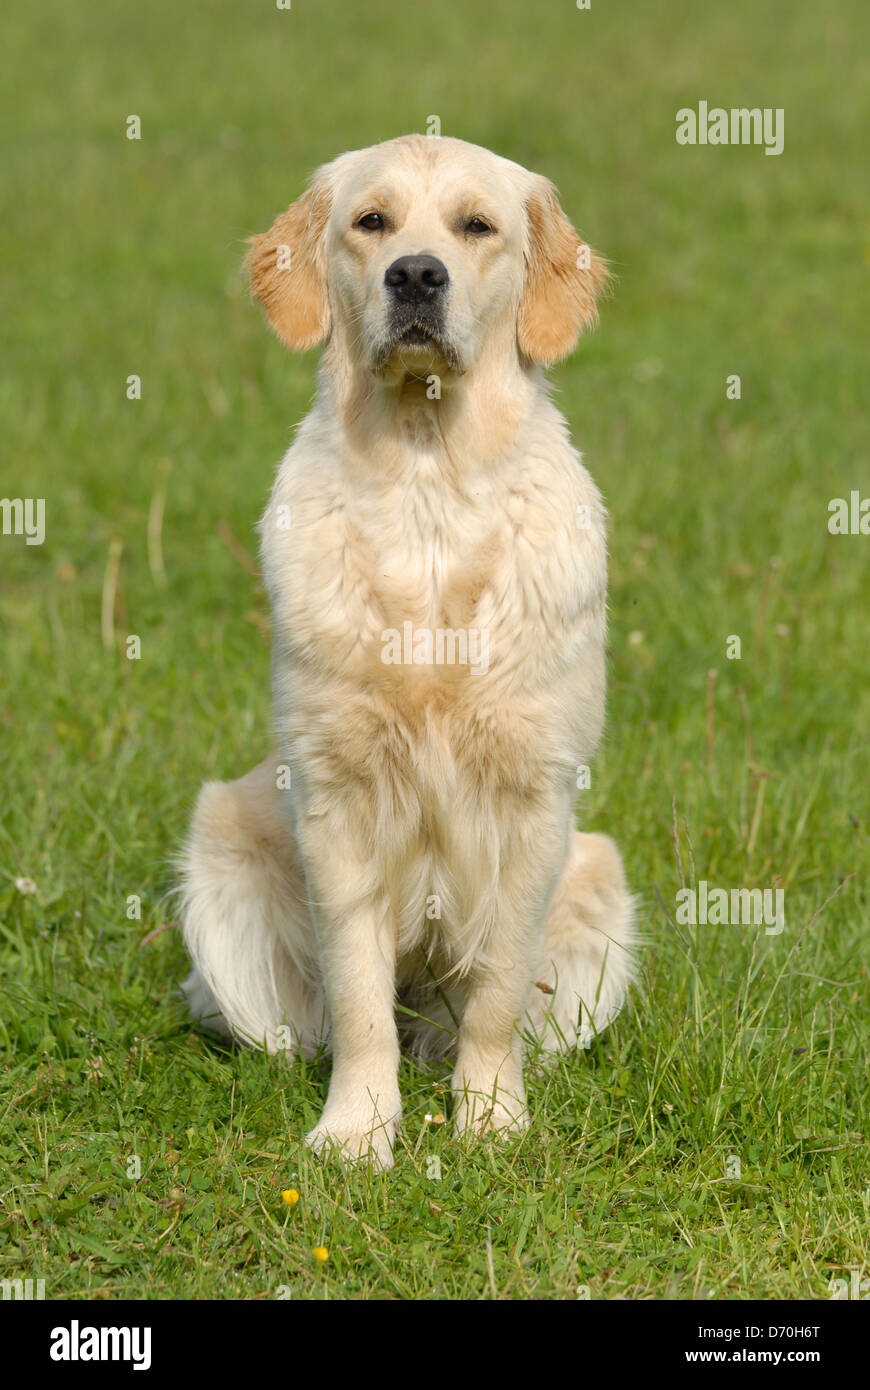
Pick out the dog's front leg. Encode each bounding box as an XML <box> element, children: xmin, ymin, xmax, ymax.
<box><xmin>300</xmin><ymin>818</ymin><xmax>401</xmax><ymax>1169</ymax></box>
<box><xmin>452</xmin><ymin>816</ymin><xmax>567</xmax><ymax>1140</ymax></box>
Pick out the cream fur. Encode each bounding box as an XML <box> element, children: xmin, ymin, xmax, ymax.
<box><xmin>180</xmin><ymin>135</ymin><xmax>635</xmax><ymax>1169</ymax></box>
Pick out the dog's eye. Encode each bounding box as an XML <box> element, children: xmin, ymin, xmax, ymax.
<box><xmin>465</xmin><ymin>217</ymin><xmax>493</xmax><ymax>236</ymax></box>
<box><xmin>356</xmin><ymin>212</ymin><xmax>385</xmax><ymax>231</ymax></box>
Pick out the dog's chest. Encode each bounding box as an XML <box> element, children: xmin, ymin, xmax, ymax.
<box><xmin>283</xmin><ymin>459</ymin><xmax>517</xmax><ymax>693</ymax></box>
<box><xmin>264</xmin><ymin>430</ymin><xmax>605</xmax><ymax>760</ymax></box>
<box><xmin>373</xmin><ymin>473</ymin><xmax>501</xmax><ymax>631</ymax></box>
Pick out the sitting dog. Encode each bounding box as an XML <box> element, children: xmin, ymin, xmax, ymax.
<box><xmin>180</xmin><ymin>134</ymin><xmax>635</xmax><ymax>1168</ymax></box>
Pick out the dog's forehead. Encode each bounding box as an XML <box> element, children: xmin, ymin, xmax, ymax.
<box><xmin>328</xmin><ymin>135</ymin><xmax>532</xmax><ymax>212</ymax></box>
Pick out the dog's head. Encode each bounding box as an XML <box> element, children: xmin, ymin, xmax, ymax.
<box><xmin>247</xmin><ymin>135</ymin><xmax>607</xmax><ymax>381</ymax></box>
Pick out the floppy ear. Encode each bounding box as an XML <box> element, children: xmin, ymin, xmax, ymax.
<box><xmin>517</xmin><ymin>177</ymin><xmax>609</xmax><ymax>366</ymax></box>
<box><xmin>246</xmin><ymin>175</ymin><xmax>332</xmax><ymax>351</ymax></box>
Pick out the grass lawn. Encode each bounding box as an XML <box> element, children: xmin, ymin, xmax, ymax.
<box><xmin>1</xmin><ymin>0</ymin><xmax>867</xmax><ymax>1300</ymax></box>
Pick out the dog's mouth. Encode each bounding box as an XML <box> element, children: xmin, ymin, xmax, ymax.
<box><xmin>398</xmin><ymin>325</ymin><xmax>437</xmax><ymax>347</ymax></box>
<box><xmin>391</xmin><ymin>313</ymin><xmax>446</xmax><ymax>354</ymax></box>
<box><xmin>375</xmin><ymin>315</ymin><xmax>462</xmax><ymax>374</ymax></box>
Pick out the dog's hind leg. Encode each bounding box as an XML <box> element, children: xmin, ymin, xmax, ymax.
<box><xmin>179</xmin><ymin>757</ymin><xmax>327</xmax><ymax>1055</ymax></box>
<box><xmin>523</xmin><ymin>831</ymin><xmax>636</xmax><ymax>1053</ymax></box>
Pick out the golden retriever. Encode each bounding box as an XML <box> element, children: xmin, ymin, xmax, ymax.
<box><xmin>180</xmin><ymin>134</ymin><xmax>635</xmax><ymax>1168</ymax></box>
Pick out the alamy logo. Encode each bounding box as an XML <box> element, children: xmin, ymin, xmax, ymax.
<box><xmin>1</xmin><ymin>1277</ymin><xmax>45</xmax><ymax>1300</ymax></box>
<box><xmin>49</xmin><ymin>1320</ymin><xmax>151</xmax><ymax>1371</ymax></box>
<box><xmin>676</xmin><ymin>103</ymin><xmax>784</xmax><ymax>156</ymax></box>
<box><xmin>0</xmin><ymin>497</ymin><xmax>45</xmax><ymax>545</ymax></box>
<box><xmin>675</xmin><ymin>880</ymin><xmax>785</xmax><ymax>934</ymax></box>
<box><xmin>381</xmin><ymin>622</ymin><xmax>490</xmax><ymax>675</ymax></box>
<box><xmin>828</xmin><ymin>491</ymin><xmax>870</xmax><ymax>534</ymax></box>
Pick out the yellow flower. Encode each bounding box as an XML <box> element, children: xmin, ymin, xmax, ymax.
<box><xmin>281</xmin><ymin>1188</ymin><xmax>300</xmax><ymax>1206</ymax></box>
<box><xmin>312</xmin><ymin>1246</ymin><xmax>329</xmax><ymax>1263</ymax></box>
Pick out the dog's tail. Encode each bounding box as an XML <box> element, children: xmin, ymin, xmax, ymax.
<box><xmin>523</xmin><ymin>830</ymin><xmax>637</xmax><ymax>1054</ymax></box>
<box><xmin>179</xmin><ymin>758</ymin><xmax>328</xmax><ymax>1056</ymax></box>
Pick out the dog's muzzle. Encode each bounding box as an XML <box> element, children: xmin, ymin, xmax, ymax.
<box><xmin>377</xmin><ymin>254</ymin><xmax>459</xmax><ymax>370</ymax></box>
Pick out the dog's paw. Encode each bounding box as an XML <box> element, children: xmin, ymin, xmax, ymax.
<box><xmin>452</xmin><ymin>1086</ymin><xmax>529</xmax><ymax>1142</ymax></box>
<box><xmin>305</xmin><ymin>1104</ymin><xmax>399</xmax><ymax>1171</ymax></box>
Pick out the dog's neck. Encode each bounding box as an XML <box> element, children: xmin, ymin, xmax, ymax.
<box><xmin>317</xmin><ymin>323</ymin><xmax>544</xmax><ymax>489</ymax></box>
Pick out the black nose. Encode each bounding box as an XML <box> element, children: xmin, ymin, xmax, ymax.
<box><xmin>384</xmin><ymin>254</ymin><xmax>449</xmax><ymax>304</ymax></box>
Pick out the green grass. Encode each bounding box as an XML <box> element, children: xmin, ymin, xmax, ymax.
<box><xmin>1</xmin><ymin>0</ymin><xmax>868</xmax><ymax>1300</ymax></box>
